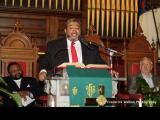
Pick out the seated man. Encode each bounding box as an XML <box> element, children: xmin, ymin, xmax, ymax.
<box><xmin>3</xmin><ymin>62</ymin><xmax>45</xmax><ymax>107</ymax></box>
<box><xmin>128</xmin><ymin>57</ymin><xmax>160</xmax><ymax>106</ymax></box>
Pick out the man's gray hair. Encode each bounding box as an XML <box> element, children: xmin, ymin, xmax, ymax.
<box><xmin>140</xmin><ymin>57</ymin><xmax>153</xmax><ymax>65</ymax></box>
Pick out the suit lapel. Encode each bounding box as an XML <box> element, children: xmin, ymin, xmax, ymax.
<box><xmin>81</xmin><ymin>42</ymin><xmax>89</xmax><ymax>65</ymax></box>
<box><xmin>152</xmin><ymin>76</ymin><xmax>159</xmax><ymax>87</ymax></box>
<box><xmin>62</xmin><ymin>39</ymin><xmax>69</xmax><ymax>62</ymax></box>
<box><xmin>139</xmin><ymin>74</ymin><xmax>156</xmax><ymax>88</ymax></box>
<box><xmin>54</xmin><ymin>39</ymin><xmax>69</xmax><ymax>66</ymax></box>
<box><xmin>6</xmin><ymin>77</ymin><xmax>20</xmax><ymax>91</ymax></box>
<box><xmin>20</xmin><ymin>78</ymin><xmax>26</xmax><ymax>90</ymax></box>
<box><xmin>138</xmin><ymin>74</ymin><xmax>150</xmax><ymax>87</ymax></box>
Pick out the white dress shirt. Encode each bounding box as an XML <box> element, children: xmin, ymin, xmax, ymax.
<box><xmin>142</xmin><ymin>73</ymin><xmax>154</xmax><ymax>88</ymax></box>
<box><xmin>14</xmin><ymin>78</ymin><xmax>22</xmax><ymax>88</ymax></box>
<box><xmin>67</xmin><ymin>38</ymin><xmax>83</xmax><ymax>64</ymax></box>
<box><xmin>40</xmin><ymin>39</ymin><xmax>83</xmax><ymax>73</ymax></box>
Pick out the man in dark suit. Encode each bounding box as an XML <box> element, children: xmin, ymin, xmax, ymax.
<box><xmin>3</xmin><ymin>62</ymin><xmax>45</xmax><ymax>107</ymax></box>
<box><xmin>128</xmin><ymin>57</ymin><xmax>160</xmax><ymax>94</ymax></box>
<box><xmin>39</xmin><ymin>18</ymin><xmax>105</xmax><ymax>81</ymax></box>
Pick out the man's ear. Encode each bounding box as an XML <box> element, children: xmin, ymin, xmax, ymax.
<box><xmin>64</xmin><ymin>29</ymin><xmax>66</xmax><ymax>33</ymax></box>
<box><xmin>151</xmin><ymin>65</ymin><xmax>153</xmax><ymax>72</ymax></box>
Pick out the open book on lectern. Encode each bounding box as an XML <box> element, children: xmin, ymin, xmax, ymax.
<box><xmin>57</xmin><ymin>62</ymin><xmax>111</xmax><ymax>69</ymax></box>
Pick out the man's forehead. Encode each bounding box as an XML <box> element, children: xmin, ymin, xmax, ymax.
<box><xmin>141</xmin><ymin>60</ymin><xmax>152</xmax><ymax>65</ymax></box>
<box><xmin>68</xmin><ymin>22</ymin><xmax>80</xmax><ymax>27</ymax></box>
<box><xmin>10</xmin><ymin>64</ymin><xmax>20</xmax><ymax>69</ymax></box>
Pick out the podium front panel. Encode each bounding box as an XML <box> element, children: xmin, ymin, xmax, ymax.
<box><xmin>67</xmin><ymin>66</ymin><xmax>112</xmax><ymax>107</ymax></box>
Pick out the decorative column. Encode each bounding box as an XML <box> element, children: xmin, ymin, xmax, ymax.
<box><xmin>135</xmin><ymin>0</ymin><xmax>139</xmax><ymax>32</ymax></box>
<box><xmin>121</xmin><ymin>0</ymin><xmax>125</xmax><ymax>37</ymax></box>
<box><xmin>101</xmin><ymin>0</ymin><xmax>105</xmax><ymax>36</ymax></box>
<box><xmin>111</xmin><ymin>0</ymin><xmax>115</xmax><ymax>37</ymax></box>
<box><xmin>126</xmin><ymin>0</ymin><xmax>130</xmax><ymax>38</ymax></box>
<box><xmin>96</xmin><ymin>0</ymin><xmax>100</xmax><ymax>35</ymax></box>
<box><xmin>106</xmin><ymin>0</ymin><xmax>110</xmax><ymax>37</ymax></box>
<box><xmin>116</xmin><ymin>0</ymin><xmax>120</xmax><ymax>37</ymax></box>
<box><xmin>87</xmin><ymin>0</ymin><xmax>91</xmax><ymax>34</ymax></box>
<box><xmin>130</xmin><ymin>0</ymin><xmax>134</xmax><ymax>37</ymax></box>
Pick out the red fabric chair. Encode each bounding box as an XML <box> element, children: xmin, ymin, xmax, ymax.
<box><xmin>116</xmin><ymin>29</ymin><xmax>157</xmax><ymax>104</ymax></box>
<box><xmin>116</xmin><ymin>93</ymin><xmax>130</xmax><ymax>100</ymax></box>
<box><xmin>131</xmin><ymin>63</ymin><xmax>140</xmax><ymax>75</ymax></box>
<box><xmin>117</xmin><ymin>93</ymin><xmax>144</xmax><ymax>100</ymax></box>
<box><xmin>36</xmin><ymin>95</ymin><xmax>48</xmax><ymax>107</ymax></box>
<box><xmin>129</xmin><ymin>93</ymin><xmax>144</xmax><ymax>100</ymax></box>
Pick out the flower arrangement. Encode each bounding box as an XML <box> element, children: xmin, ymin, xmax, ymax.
<box><xmin>136</xmin><ymin>77</ymin><xmax>160</xmax><ymax>107</ymax></box>
<box><xmin>0</xmin><ymin>76</ymin><xmax>22</xmax><ymax>107</ymax></box>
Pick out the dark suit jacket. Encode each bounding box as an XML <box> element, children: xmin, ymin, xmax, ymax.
<box><xmin>39</xmin><ymin>38</ymin><xmax>105</xmax><ymax>71</ymax></box>
<box><xmin>3</xmin><ymin>77</ymin><xmax>45</xmax><ymax>98</ymax></box>
<box><xmin>128</xmin><ymin>73</ymin><xmax>160</xmax><ymax>94</ymax></box>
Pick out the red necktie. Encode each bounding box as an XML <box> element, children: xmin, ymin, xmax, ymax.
<box><xmin>71</xmin><ymin>42</ymin><xmax>78</xmax><ymax>62</ymax></box>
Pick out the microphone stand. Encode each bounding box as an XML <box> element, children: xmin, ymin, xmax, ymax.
<box><xmin>108</xmin><ymin>50</ymin><xmax>114</xmax><ymax>74</ymax></box>
<box><xmin>104</xmin><ymin>48</ymin><xmax>123</xmax><ymax>74</ymax></box>
<box><xmin>80</xmin><ymin>40</ymin><xmax>124</xmax><ymax>74</ymax></box>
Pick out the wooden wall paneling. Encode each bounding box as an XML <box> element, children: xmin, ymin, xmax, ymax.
<box><xmin>0</xmin><ymin>29</ymin><xmax>39</xmax><ymax>77</ymax></box>
<box><xmin>0</xmin><ymin>13</ymin><xmax>47</xmax><ymax>48</ymax></box>
<box><xmin>102</xmin><ymin>37</ymin><xmax>126</xmax><ymax>77</ymax></box>
<box><xmin>57</xmin><ymin>17</ymin><xmax>67</xmax><ymax>38</ymax></box>
<box><xmin>81</xmin><ymin>0</ymin><xmax>88</xmax><ymax>35</ymax></box>
<box><xmin>46</xmin><ymin>16</ymin><xmax>59</xmax><ymax>41</ymax></box>
<box><xmin>123</xmin><ymin>34</ymin><xmax>158</xmax><ymax>77</ymax></box>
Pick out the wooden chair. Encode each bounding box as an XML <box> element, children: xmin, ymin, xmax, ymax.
<box><xmin>117</xmin><ymin>28</ymin><xmax>158</xmax><ymax>103</ymax></box>
<box><xmin>0</xmin><ymin>22</ymin><xmax>39</xmax><ymax>77</ymax></box>
<box><xmin>123</xmin><ymin>33</ymin><xmax>158</xmax><ymax>79</ymax></box>
<box><xmin>117</xmin><ymin>33</ymin><xmax>158</xmax><ymax>105</ymax></box>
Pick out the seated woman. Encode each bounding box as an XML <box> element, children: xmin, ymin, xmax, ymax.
<box><xmin>128</xmin><ymin>57</ymin><xmax>160</xmax><ymax>107</ymax></box>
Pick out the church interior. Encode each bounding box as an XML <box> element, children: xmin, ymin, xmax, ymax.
<box><xmin>0</xmin><ymin>0</ymin><xmax>160</xmax><ymax>107</ymax></box>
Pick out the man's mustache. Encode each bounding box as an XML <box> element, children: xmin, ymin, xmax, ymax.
<box><xmin>15</xmin><ymin>72</ymin><xmax>23</xmax><ymax>77</ymax></box>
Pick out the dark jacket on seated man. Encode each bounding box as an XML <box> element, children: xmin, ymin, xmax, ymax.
<box><xmin>2</xmin><ymin>62</ymin><xmax>45</xmax><ymax>107</ymax></box>
<box><xmin>128</xmin><ymin>73</ymin><xmax>160</xmax><ymax>94</ymax></box>
<box><xmin>127</xmin><ymin>57</ymin><xmax>160</xmax><ymax>106</ymax></box>
<box><xmin>3</xmin><ymin>76</ymin><xmax>44</xmax><ymax>98</ymax></box>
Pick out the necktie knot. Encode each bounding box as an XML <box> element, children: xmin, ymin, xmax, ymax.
<box><xmin>71</xmin><ymin>41</ymin><xmax>75</xmax><ymax>46</ymax></box>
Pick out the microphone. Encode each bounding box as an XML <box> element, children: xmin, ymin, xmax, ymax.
<box><xmin>80</xmin><ymin>38</ymin><xmax>124</xmax><ymax>55</ymax></box>
<box><xmin>105</xmin><ymin>48</ymin><xmax>118</xmax><ymax>54</ymax></box>
<box><xmin>79</xmin><ymin>35</ymin><xmax>103</xmax><ymax>48</ymax></box>
<box><xmin>79</xmin><ymin>37</ymin><xmax>97</xmax><ymax>50</ymax></box>
<box><xmin>105</xmin><ymin>48</ymin><xmax>124</xmax><ymax>56</ymax></box>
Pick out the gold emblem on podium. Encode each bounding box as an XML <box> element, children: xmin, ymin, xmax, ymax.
<box><xmin>72</xmin><ymin>87</ymin><xmax>78</xmax><ymax>96</ymax></box>
<box><xmin>96</xmin><ymin>95</ymin><xmax>107</xmax><ymax>107</ymax></box>
<box><xmin>96</xmin><ymin>85</ymin><xmax>107</xmax><ymax>106</ymax></box>
<box><xmin>86</xmin><ymin>83</ymin><xmax>96</xmax><ymax>98</ymax></box>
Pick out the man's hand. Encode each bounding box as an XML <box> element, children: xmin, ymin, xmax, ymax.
<box><xmin>110</xmin><ymin>70</ymin><xmax>119</xmax><ymax>78</ymax></box>
<box><xmin>19</xmin><ymin>91</ymin><xmax>29</xmax><ymax>101</ymax></box>
<box><xmin>38</xmin><ymin>72</ymin><xmax>47</xmax><ymax>81</ymax></box>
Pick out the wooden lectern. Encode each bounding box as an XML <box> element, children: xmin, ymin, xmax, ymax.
<box><xmin>45</xmin><ymin>65</ymin><xmax>112</xmax><ymax>107</ymax></box>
